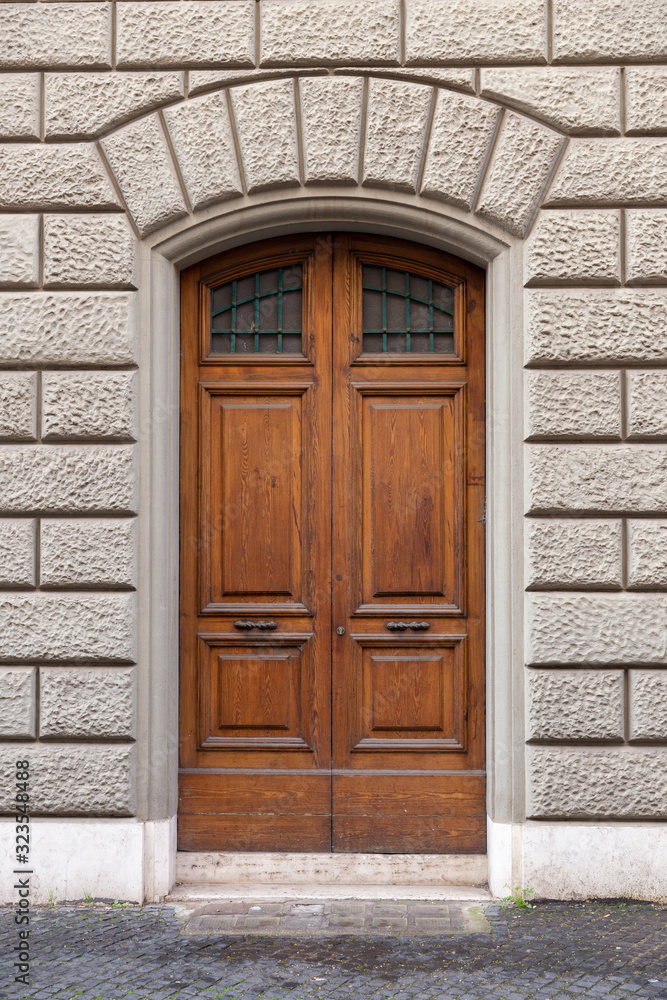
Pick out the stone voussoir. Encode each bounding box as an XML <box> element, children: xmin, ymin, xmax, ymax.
<box><xmin>476</xmin><ymin>112</ymin><xmax>564</xmax><ymax>238</ymax></box>
<box><xmin>101</xmin><ymin>115</ymin><xmax>188</xmax><ymax>238</ymax></box>
<box><xmin>40</xmin><ymin>519</ymin><xmax>137</xmax><ymax>590</ymax></box>
<box><xmin>0</xmin><ymin>744</ymin><xmax>136</xmax><ymax>816</ymax></box>
<box><xmin>39</xmin><ymin>666</ymin><xmax>136</xmax><ymax>740</ymax></box>
<box><xmin>363</xmin><ymin>77</ymin><xmax>433</xmax><ymax>193</ymax></box>
<box><xmin>116</xmin><ymin>1</ymin><xmax>255</xmax><ymax>70</ymax></box>
<box><xmin>260</xmin><ymin>0</ymin><xmax>400</xmax><ymax>67</ymax></box>
<box><xmin>0</xmin><ymin>292</ymin><xmax>137</xmax><ymax>367</ymax></box>
<box><xmin>299</xmin><ymin>76</ymin><xmax>363</xmax><ymax>185</ymax></box>
<box><xmin>163</xmin><ymin>92</ymin><xmax>243</xmax><ymax>212</ymax></box>
<box><xmin>230</xmin><ymin>79</ymin><xmax>300</xmax><ymax>193</ymax></box>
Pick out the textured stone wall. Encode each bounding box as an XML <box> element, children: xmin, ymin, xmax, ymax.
<box><xmin>0</xmin><ymin>0</ymin><xmax>665</xmax><ymax>825</ymax></box>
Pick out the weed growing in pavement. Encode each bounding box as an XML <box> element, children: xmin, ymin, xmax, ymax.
<box><xmin>501</xmin><ymin>884</ymin><xmax>536</xmax><ymax>909</ymax></box>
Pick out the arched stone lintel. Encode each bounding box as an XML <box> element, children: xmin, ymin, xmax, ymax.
<box><xmin>99</xmin><ymin>74</ymin><xmax>565</xmax><ymax>244</ymax></box>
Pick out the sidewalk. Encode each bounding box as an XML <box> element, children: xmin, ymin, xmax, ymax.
<box><xmin>1</xmin><ymin>899</ymin><xmax>666</xmax><ymax>1000</ymax></box>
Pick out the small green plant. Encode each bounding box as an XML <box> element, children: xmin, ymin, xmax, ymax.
<box><xmin>48</xmin><ymin>889</ymin><xmax>55</xmax><ymax>908</ymax></box>
<box><xmin>501</xmin><ymin>884</ymin><xmax>536</xmax><ymax>909</ymax></box>
<box><xmin>84</xmin><ymin>891</ymin><xmax>92</xmax><ymax>904</ymax></box>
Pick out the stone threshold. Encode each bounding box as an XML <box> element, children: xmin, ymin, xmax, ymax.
<box><xmin>167</xmin><ymin>882</ymin><xmax>492</xmax><ymax>903</ymax></box>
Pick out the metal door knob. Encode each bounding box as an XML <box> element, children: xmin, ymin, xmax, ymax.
<box><xmin>336</xmin><ymin>626</ymin><xmax>346</xmax><ymax>635</ymax></box>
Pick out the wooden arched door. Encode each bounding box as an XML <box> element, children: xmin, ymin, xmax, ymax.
<box><xmin>179</xmin><ymin>234</ymin><xmax>486</xmax><ymax>853</ymax></box>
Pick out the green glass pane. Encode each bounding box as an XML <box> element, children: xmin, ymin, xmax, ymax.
<box><xmin>211</xmin><ymin>264</ymin><xmax>303</xmax><ymax>354</ymax></box>
<box><xmin>361</xmin><ymin>265</ymin><xmax>455</xmax><ymax>355</ymax></box>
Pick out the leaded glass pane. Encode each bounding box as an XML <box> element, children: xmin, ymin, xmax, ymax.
<box><xmin>210</xmin><ymin>264</ymin><xmax>303</xmax><ymax>354</ymax></box>
<box><xmin>362</xmin><ymin>265</ymin><xmax>455</xmax><ymax>354</ymax></box>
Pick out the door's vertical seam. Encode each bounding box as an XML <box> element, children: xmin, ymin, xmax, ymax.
<box><xmin>330</xmin><ymin>233</ymin><xmax>335</xmax><ymax>852</ymax></box>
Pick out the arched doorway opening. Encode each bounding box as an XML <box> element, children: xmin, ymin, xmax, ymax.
<box><xmin>178</xmin><ymin>232</ymin><xmax>485</xmax><ymax>854</ymax></box>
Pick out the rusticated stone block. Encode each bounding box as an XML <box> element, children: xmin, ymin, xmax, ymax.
<box><xmin>421</xmin><ymin>89</ymin><xmax>500</xmax><ymax>210</ymax></box>
<box><xmin>43</xmin><ymin>215</ymin><xmax>137</xmax><ymax>289</ymax></box>
<box><xmin>626</xmin><ymin>68</ymin><xmax>667</xmax><ymax>136</ymax></box>
<box><xmin>629</xmin><ymin>671</ymin><xmax>667</xmax><ymax>742</ymax></box>
<box><xmin>524</xmin><ymin>211</ymin><xmax>620</xmax><ymax>285</ymax></box>
<box><xmin>527</xmin><ymin>445</ymin><xmax>667</xmax><ymax>516</ymax></box>
<box><xmin>0</xmin><ymin>73</ymin><xmax>40</xmax><ymax>139</ymax></box>
<box><xmin>547</xmin><ymin>140</ymin><xmax>667</xmax><ymax>207</ymax></box>
<box><xmin>116</xmin><ymin>1</ymin><xmax>254</xmax><ymax>69</ymax></box>
<box><xmin>41</xmin><ymin>372</ymin><xmax>137</xmax><ymax>442</ymax></box>
<box><xmin>406</xmin><ymin>0</ymin><xmax>547</xmax><ymax>65</ymax></box>
<box><xmin>299</xmin><ymin>77</ymin><xmax>363</xmax><ymax>185</ymax></box>
<box><xmin>526</xmin><ymin>593</ymin><xmax>667</xmax><ymax>666</ymax></box>
<box><xmin>0</xmin><ymin>292</ymin><xmax>137</xmax><ymax>367</ymax></box>
<box><xmin>476</xmin><ymin>113</ymin><xmax>563</xmax><ymax>238</ymax></box>
<box><xmin>0</xmin><ymin>446</ymin><xmax>136</xmax><ymax>514</ymax></box>
<box><xmin>626</xmin><ymin>211</ymin><xmax>667</xmax><ymax>285</ymax></box>
<box><xmin>0</xmin><ymin>745</ymin><xmax>135</xmax><ymax>816</ymax></box>
<box><xmin>526</xmin><ymin>519</ymin><xmax>622</xmax><ymax>590</ymax></box>
<box><xmin>480</xmin><ymin>67</ymin><xmax>620</xmax><ymax>136</ymax></box>
<box><xmin>525</xmin><ymin>371</ymin><xmax>621</xmax><ymax>439</ymax></box>
<box><xmin>45</xmin><ymin>71</ymin><xmax>184</xmax><ymax>140</ymax></box>
<box><xmin>525</xmin><ymin>289</ymin><xmax>667</xmax><ymax>364</ymax></box>
<box><xmin>0</xmin><ymin>668</ymin><xmax>35</xmax><ymax>740</ymax></box>
<box><xmin>0</xmin><ymin>145</ymin><xmax>119</xmax><ymax>211</ymax></box>
<box><xmin>163</xmin><ymin>93</ymin><xmax>242</xmax><ymax>212</ymax></box>
<box><xmin>40</xmin><ymin>519</ymin><xmax>136</xmax><ymax>589</ymax></box>
<box><xmin>0</xmin><ymin>519</ymin><xmax>36</xmax><ymax>588</ymax></box>
<box><xmin>231</xmin><ymin>80</ymin><xmax>300</xmax><ymax>193</ymax></box>
<box><xmin>553</xmin><ymin>0</ymin><xmax>667</xmax><ymax>63</ymax></box>
<box><xmin>39</xmin><ymin>667</ymin><xmax>136</xmax><ymax>739</ymax></box>
<box><xmin>628</xmin><ymin>520</ymin><xmax>667</xmax><ymax>590</ymax></box>
<box><xmin>363</xmin><ymin>78</ymin><xmax>432</xmax><ymax>193</ymax></box>
<box><xmin>0</xmin><ymin>3</ymin><xmax>110</xmax><ymax>70</ymax></box>
<box><xmin>0</xmin><ymin>216</ymin><xmax>39</xmax><ymax>288</ymax></box>
<box><xmin>0</xmin><ymin>593</ymin><xmax>136</xmax><ymax>663</ymax></box>
<box><xmin>626</xmin><ymin>371</ymin><xmax>667</xmax><ymax>440</ymax></box>
<box><xmin>526</xmin><ymin>669</ymin><xmax>624</xmax><ymax>741</ymax></box>
<box><xmin>527</xmin><ymin>746</ymin><xmax>667</xmax><ymax>818</ymax></box>
<box><xmin>260</xmin><ymin>0</ymin><xmax>400</xmax><ymax>67</ymax></box>
<box><xmin>101</xmin><ymin>116</ymin><xmax>188</xmax><ymax>237</ymax></box>
<box><xmin>0</xmin><ymin>372</ymin><xmax>37</xmax><ymax>441</ymax></box>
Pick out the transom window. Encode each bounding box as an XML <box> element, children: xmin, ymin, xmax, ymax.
<box><xmin>210</xmin><ymin>264</ymin><xmax>303</xmax><ymax>354</ymax></box>
<box><xmin>362</xmin><ymin>265</ymin><xmax>455</xmax><ymax>354</ymax></box>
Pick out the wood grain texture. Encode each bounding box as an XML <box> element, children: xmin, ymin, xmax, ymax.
<box><xmin>180</xmin><ymin>233</ymin><xmax>485</xmax><ymax>854</ymax></box>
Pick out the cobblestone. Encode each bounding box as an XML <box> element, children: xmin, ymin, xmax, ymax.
<box><xmin>0</xmin><ymin>900</ymin><xmax>666</xmax><ymax>998</ymax></box>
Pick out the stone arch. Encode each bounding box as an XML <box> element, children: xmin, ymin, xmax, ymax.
<box><xmin>97</xmin><ymin>74</ymin><xmax>565</xmax><ymax>241</ymax></box>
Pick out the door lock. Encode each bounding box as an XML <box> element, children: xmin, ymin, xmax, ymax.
<box><xmin>336</xmin><ymin>626</ymin><xmax>346</xmax><ymax>636</ymax></box>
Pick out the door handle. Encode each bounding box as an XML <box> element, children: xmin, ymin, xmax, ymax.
<box><xmin>386</xmin><ymin>621</ymin><xmax>431</xmax><ymax>631</ymax></box>
<box><xmin>234</xmin><ymin>620</ymin><xmax>278</xmax><ymax>630</ymax></box>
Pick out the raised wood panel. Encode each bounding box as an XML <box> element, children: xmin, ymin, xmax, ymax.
<box><xmin>202</xmin><ymin>386</ymin><xmax>309</xmax><ymax>612</ymax></box>
<box><xmin>360</xmin><ymin>389</ymin><xmax>464</xmax><ymax>612</ymax></box>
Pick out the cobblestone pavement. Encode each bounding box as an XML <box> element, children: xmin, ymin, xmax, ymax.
<box><xmin>1</xmin><ymin>899</ymin><xmax>666</xmax><ymax>1000</ymax></box>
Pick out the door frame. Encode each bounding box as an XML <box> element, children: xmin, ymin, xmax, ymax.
<box><xmin>137</xmin><ymin>192</ymin><xmax>525</xmax><ymax>897</ymax></box>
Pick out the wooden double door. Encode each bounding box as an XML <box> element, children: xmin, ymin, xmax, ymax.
<box><xmin>179</xmin><ymin>233</ymin><xmax>486</xmax><ymax>854</ymax></box>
